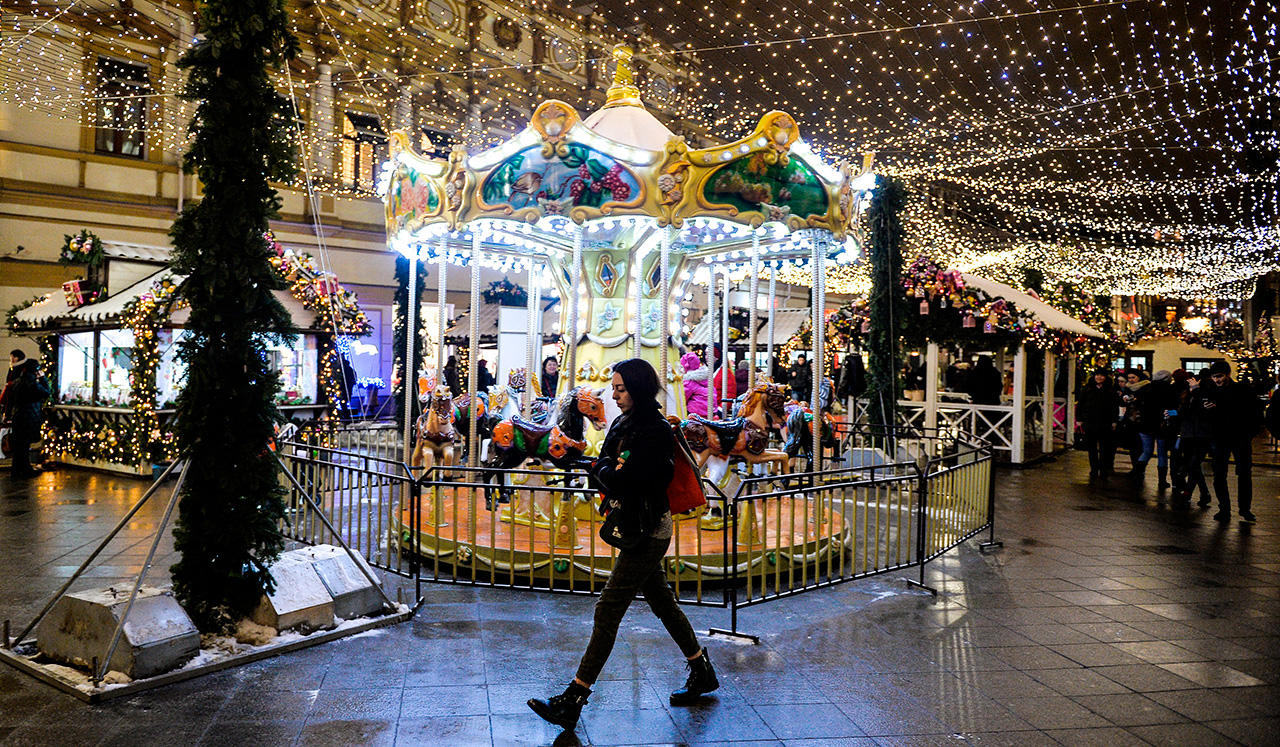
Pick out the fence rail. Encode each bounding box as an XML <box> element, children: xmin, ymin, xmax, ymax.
<box><xmin>275</xmin><ymin>421</ymin><xmax>997</xmax><ymax>628</ymax></box>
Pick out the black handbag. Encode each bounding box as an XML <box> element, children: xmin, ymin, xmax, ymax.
<box><xmin>598</xmin><ymin>496</ymin><xmax>645</xmax><ymax>551</ymax></box>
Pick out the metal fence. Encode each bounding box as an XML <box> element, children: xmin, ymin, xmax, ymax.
<box><xmin>274</xmin><ymin>422</ymin><xmax>997</xmax><ymax>628</ymax></box>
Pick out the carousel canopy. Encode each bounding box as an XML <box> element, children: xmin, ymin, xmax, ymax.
<box><xmin>963</xmin><ymin>273</ymin><xmax>1105</xmax><ymax>338</ymax></box>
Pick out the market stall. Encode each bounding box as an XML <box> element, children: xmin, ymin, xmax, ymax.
<box><xmin>10</xmin><ymin>237</ymin><xmax>370</xmax><ymax>474</ymax></box>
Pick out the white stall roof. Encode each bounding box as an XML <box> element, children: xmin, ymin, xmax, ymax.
<box><xmin>687</xmin><ymin>307</ymin><xmax>811</xmax><ymax>346</ymax></box>
<box><xmin>962</xmin><ymin>273</ymin><xmax>1105</xmax><ymax>338</ymax></box>
<box><xmin>68</xmin><ymin>269</ymin><xmax>177</xmax><ymax>324</ymax></box>
<box><xmin>447</xmin><ymin>302</ymin><xmax>561</xmax><ymax>339</ymax></box>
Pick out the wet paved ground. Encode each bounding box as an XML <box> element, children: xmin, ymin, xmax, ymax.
<box><xmin>1</xmin><ymin>447</ymin><xmax>1277</xmax><ymax>746</ymax></box>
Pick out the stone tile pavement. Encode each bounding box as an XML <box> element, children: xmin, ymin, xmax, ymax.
<box><xmin>0</xmin><ymin>449</ymin><xmax>1277</xmax><ymax>746</ymax></box>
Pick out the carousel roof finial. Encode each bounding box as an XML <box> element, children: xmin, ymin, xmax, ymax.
<box><xmin>604</xmin><ymin>44</ymin><xmax>644</xmax><ymax>109</ymax></box>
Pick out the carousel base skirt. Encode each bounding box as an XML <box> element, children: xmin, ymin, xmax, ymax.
<box><xmin>394</xmin><ymin>485</ymin><xmax>850</xmax><ymax>587</ymax></box>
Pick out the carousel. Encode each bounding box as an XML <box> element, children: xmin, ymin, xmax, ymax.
<box><xmin>381</xmin><ymin>46</ymin><xmax>874</xmax><ymax>583</ymax></box>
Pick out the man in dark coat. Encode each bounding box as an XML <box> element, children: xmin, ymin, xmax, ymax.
<box><xmin>0</xmin><ymin>349</ymin><xmax>25</xmax><ymax>421</ymax></box>
<box><xmin>1077</xmin><ymin>368</ymin><xmax>1120</xmax><ymax>477</ymax></box>
<box><xmin>967</xmin><ymin>355</ymin><xmax>1004</xmax><ymax>406</ymax></box>
<box><xmin>9</xmin><ymin>358</ymin><xmax>50</xmax><ymax>477</ymax></box>
<box><xmin>1203</xmin><ymin>360</ymin><xmax>1260</xmax><ymax>522</ymax></box>
<box><xmin>789</xmin><ymin>354</ymin><xmax>812</xmax><ymax>404</ymax></box>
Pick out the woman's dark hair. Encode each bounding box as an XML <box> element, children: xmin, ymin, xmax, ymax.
<box><xmin>612</xmin><ymin>358</ymin><xmax>661</xmax><ymax>408</ymax></box>
<box><xmin>542</xmin><ymin>356</ymin><xmax>557</xmax><ymax>372</ymax></box>
<box><xmin>22</xmin><ymin>358</ymin><xmax>38</xmax><ymax>374</ymax></box>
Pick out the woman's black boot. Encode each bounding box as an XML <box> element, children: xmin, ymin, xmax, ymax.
<box><xmin>670</xmin><ymin>648</ymin><xmax>719</xmax><ymax>705</ymax></box>
<box><xmin>528</xmin><ymin>681</ymin><xmax>591</xmax><ymax>730</ymax></box>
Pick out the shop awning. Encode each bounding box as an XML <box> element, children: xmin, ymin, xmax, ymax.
<box><xmin>962</xmin><ymin>274</ymin><xmax>1106</xmax><ymax>338</ymax></box>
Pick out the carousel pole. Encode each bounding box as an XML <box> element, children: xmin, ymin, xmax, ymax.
<box><xmin>402</xmin><ymin>244</ymin><xmax>419</xmax><ymax>465</ymax></box>
<box><xmin>468</xmin><ymin>233</ymin><xmax>482</xmax><ymax>470</ymax></box>
<box><xmin>632</xmin><ymin>248</ymin><xmax>644</xmax><ymax>360</ymax></box>
<box><xmin>660</xmin><ymin>226</ymin><xmax>673</xmax><ymax>406</ymax></box>
<box><xmin>721</xmin><ymin>269</ymin><xmax>731</xmax><ymax>411</ymax></box>
<box><xmin>766</xmin><ymin>268</ymin><xmax>777</xmax><ymax>377</ymax></box>
<box><xmin>707</xmin><ymin>263</ymin><xmax>717</xmax><ymax>417</ymax></box>
<box><xmin>811</xmin><ymin>239</ymin><xmax>825</xmax><ymax>470</ymax></box>
<box><xmin>566</xmin><ymin>224</ymin><xmax>583</xmax><ymax>392</ymax></box>
<box><xmin>435</xmin><ymin>236</ymin><xmax>448</xmax><ymax>381</ymax></box>
<box><xmin>748</xmin><ymin>229</ymin><xmax>761</xmax><ymax>390</ymax></box>
<box><xmin>525</xmin><ymin>256</ymin><xmax>539</xmax><ymax>412</ymax></box>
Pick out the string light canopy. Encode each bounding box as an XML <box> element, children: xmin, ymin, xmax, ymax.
<box><xmin>1</xmin><ymin>0</ymin><xmax>1273</xmax><ymax>297</ymax></box>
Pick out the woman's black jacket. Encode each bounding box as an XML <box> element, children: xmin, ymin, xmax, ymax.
<box><xmin>591</xmin><ymin>403</ymin><xmax>674</xmax><ymax>537</ymax></box>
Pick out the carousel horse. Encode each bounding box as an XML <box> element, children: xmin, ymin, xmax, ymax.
<box><xmin>411</xmin><ymin>384</ymin><xmax>459</xmax><ymax>475</ymax></box>
<box><xmin>680</xmin><ymin>381</ymin><xmax>789</xmax><ymax>530</ymax></box>
<box><xmin>681</xmin><ymin>381</ymin><xmax>790</xmax><ymax>483</ymax></box>
<box><xmin>483</xmin><ymin>386</ymin><xmax>608</xmax><ymax>513</ymax></box>
<box><xmin>783</xmin><ymin>403</ymin><xmax>838</xmax><ymax>472</ymax></box>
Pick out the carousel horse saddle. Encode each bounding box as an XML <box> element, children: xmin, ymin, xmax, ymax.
<box><xmin>512</xmin><ymin>415</ymin><xmax>555</xmax><ymax>441</ymax></box>
<box><xmin>684</xmin><ymin>416</ymin><xmax>769</xmax><ymax>457</ymax></box>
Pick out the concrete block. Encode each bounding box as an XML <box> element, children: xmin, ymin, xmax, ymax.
<box><xmin>35</xmin><ymin>586</ymin><xmax>199</xmax><ymax>679</ymax></box>
<box><xmin>305</xmin><ymin>547</ymin><xmax>385</xmax><ymax>620</ymax></box>
<box><xmin>845</xmin><ymin>447</ymin><xmax>893</xmax><ymax>468</ymax></box>
<box><xmin>252</xmin><ymin>557</ymin><xmax>336</xmax><ymax>633</ymax></box>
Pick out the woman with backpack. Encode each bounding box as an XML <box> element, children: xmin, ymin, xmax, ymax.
<box><xmin>527</xmin><ymin>358</ymin><xmax>718</xmax><ymax>731</ymax></box>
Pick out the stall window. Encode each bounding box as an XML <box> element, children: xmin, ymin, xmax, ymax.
<box><xmin>97</xmin><ymin>329</ymin><xmax>135</xmax><ymax>406</ymax></box>
<box><xmin>156</xmin><ymin>329</ymin><xmax>189</xmax><ymax>408</ymax></box>
<box><xmin>267</xmin><ymin>335</ymin><xmax>318</xmax><ymax>404</ymax></box>
<box><xmin>94</xmin><ymin>58</ymin><xmax>150</xmax><ymax>158</ymax></box>
<box><xmin>59</xmin><ymin>332</ymin><xmax>96</xmax><ymax>404</ymax></box>
<box><xmin>341</xmin><ymin>112</ymin><xmax>387</xmax><ymax>193</ymax></box>
<box><xmin>1181</xmin><ymin>358</ymin><xmax>1224</xmax><ymax>377</ymax></box>
<box><xmin>1111</xmin><ymin>353</ymin><xmax>1153</xmax><ymax>373</ymax></box>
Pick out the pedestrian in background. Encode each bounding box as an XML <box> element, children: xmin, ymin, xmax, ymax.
<box><xmin>1204</xmin><ymin>361</ymin><xmax>1260</xmax><ymax>522</ymax></box>
<box><xmin>9</xmin><ymin>358</ymin><xmax>49</xmax><ymax>478</ymax></box>
<box><xmin>1173</xmin><ymin>370</ymin><xmax>1213</xmax><ymax>507</ymax></box>
<box><xmin>1078</xmin><ymin>368</ymin><xmax>1120</xmax><ymax>477</ymax></box>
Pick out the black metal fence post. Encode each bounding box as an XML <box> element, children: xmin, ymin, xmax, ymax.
<box><xmin>906</xmin><ymin>461</ymin><xmax>937</xmax><ymax>596</ymax></box>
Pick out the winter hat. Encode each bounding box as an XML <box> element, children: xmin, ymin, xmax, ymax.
<box><xmin>1172</xmin><ymin>368</ymin><xmax>1189</xmax><ymax>383</ymax></box>
<box><xmin>1208</xmin><ymin>360</ymin><xmax>1231</xmax><ymax>376</ymax></box>
<box><xmin>680</xmin><ymin>351</ymin><xmax>702</xmax><ymax>372</ymax></box>
<box><xmin>1153</xmin><ymin>370</ymin><xmax>1172</xmax><ymax>383</ymax></box>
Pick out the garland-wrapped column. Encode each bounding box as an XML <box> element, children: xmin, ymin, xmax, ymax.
<box><xmin>866</xmin><ymin>177</ymin><xmax>905</xmax><ymax>431</ymax></box>
<box><xmin>402</xmin><ymin>246</ymin><xmax>419</xmax><ymax>463</ymax></box>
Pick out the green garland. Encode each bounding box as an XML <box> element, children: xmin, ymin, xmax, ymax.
<box><xmin>166</xmin><ymin>0</ymin><xmax>301</xmax><ymax>633</ymax></box>
<box><xmin>59</xmin><ymin>229</ymin><xmax>105</xmax><ymax>267</ymax></box>
<box><xmin>481</xmin><ymin>277</ymin><xmax>527</xmax><ymax>306</ymax></box>
<box><xmin>392</xmin><ymin>255</ymin><xmax>427</xmax><ymax>430</ymax></box>
<box><xmin>865</xmin><ymin>176</ymin><xmax>906</xmax><ymax>429</ymax></box>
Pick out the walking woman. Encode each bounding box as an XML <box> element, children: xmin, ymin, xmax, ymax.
<box><xmin>528</xmin><ymin>358</ymin><xmax>717</xmax><ymax>730</ymax></box>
